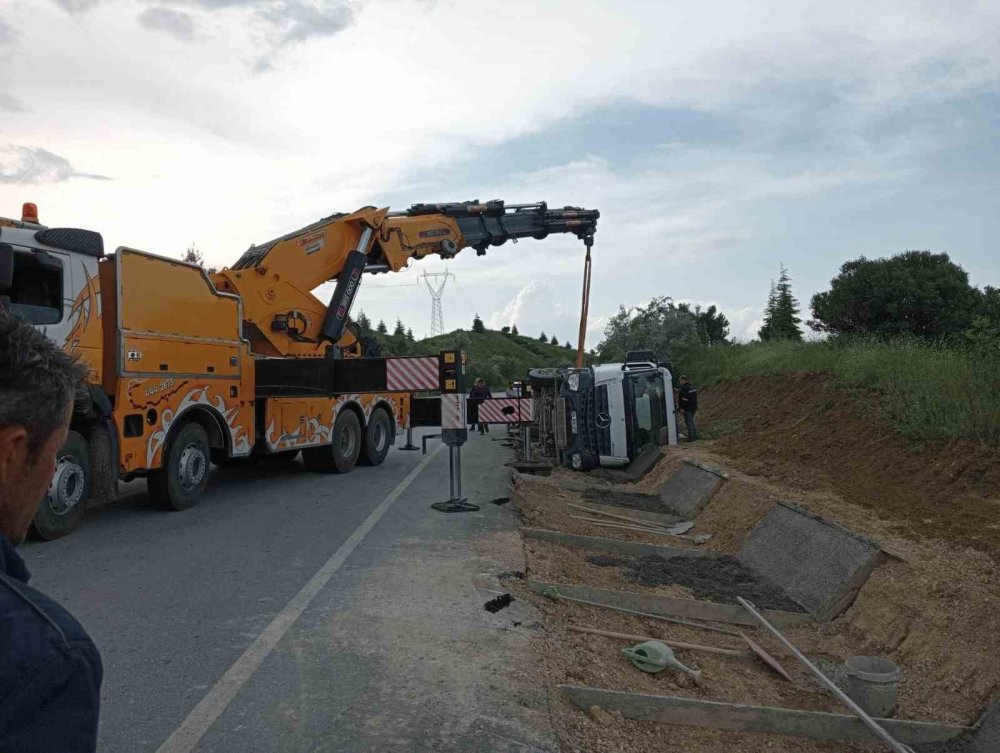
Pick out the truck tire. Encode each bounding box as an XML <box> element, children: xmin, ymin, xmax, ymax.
<box><xmin>30</xmin><ymin>430</ymin><xmax>91</xmax><ymax>541</ymax></box>
<box><xmin>359</xmin><ymin>407</ymin><xmax>391</xmax><ymax>467</ymax></box>
<box><xmin>302</xmin><ymin>410</ymin><xmax>361</xmax><ymax>474</ymax></box>
<box><xmin>147</xmin><ymin>422</ymin><xmax>210</xmax><ymax>511</ymax></box>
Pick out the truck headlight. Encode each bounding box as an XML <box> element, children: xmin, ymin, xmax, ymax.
<box><xmin>567</xmin><ymin>373</ymin><xmax>580</xmax><ymax>391</ymax></box>
<box><xmin>570</xmin><ymin>410</ymin><xmax>578</xmax><ymax>435</ymax></box>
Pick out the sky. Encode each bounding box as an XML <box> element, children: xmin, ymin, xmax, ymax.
<box><xmin>2</xmin><ymin>0</ymin><xmax>999</xmax><ymax>345</ymax></box>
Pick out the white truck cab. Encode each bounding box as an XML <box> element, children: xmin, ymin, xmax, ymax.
<box><xmin>529</xmin><ymin>351</ymin><xmax>677</xmax><ymax>471</ymax></box>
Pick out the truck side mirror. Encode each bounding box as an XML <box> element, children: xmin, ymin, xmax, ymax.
<box><xmin>0</xmin><ymin>244</ymin><xmax>12</xmax><ymax>291</ymax></box>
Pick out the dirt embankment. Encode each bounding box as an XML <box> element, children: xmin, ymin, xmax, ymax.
<box><xmin>697</xmin><ymin>372</ymin><xmax>1000</xmax><ymax>556</ymax></box>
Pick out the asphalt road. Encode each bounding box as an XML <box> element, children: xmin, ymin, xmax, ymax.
<box><xmin>21</xmin><ymin>430</ymin><xmax>551</xmax><ymax>753</ymax></box>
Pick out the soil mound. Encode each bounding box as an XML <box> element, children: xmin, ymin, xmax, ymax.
<box><xmin>699</xmin><ymin>373</ymin><xmax>1000</xmax><ymax>555</ymax></box>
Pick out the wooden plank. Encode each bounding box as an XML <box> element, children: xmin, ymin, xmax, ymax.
<box><xmin>522</xmin><ymin>528</ymin><xmax>705</xmax><ymax>559</ymax></box>
<box><xmin>568</xmin><ymin>625</ymin><xmax>749</xmax><ymax>657</ymax></box>
<box><xmin>526</xmin><ymin>580</ymin><xmax>813</xmax><ymax>629</ymax></box>
<box><xmin>559</xmin><ymin>686</ymin><xmax>972</xmax><ymax>745</ymax></box>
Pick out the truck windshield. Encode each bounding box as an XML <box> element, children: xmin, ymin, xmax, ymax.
<box><xmin>629</xmin><ymin>372</ymin><xmax>666</xmax><ymax>447</ymax></box>
<box><xmin>6</xmin><ymin>249</ymin><xmax>63</xmax><ymax>324</ymax></box>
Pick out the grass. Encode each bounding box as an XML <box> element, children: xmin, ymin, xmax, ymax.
<box><xmin>683</xmin><ymin>339</ymin><xmax>1000</xmax><ymax>442</ymax></box>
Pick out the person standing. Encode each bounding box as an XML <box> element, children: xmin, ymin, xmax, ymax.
<box><xmin>505</xmin><ymin>381</ymin><xmax>519</xmax><ymax>398</ymax></box>
<box><xmin>677</xmin><ymin>375</ymin><xmax>699</xmax><ymax>442</ymax></box>
<box><xmin>0</xmin><ymin>313</ymin><xmax>102</xmax><ymax>752</ymax></box>
<box><xmin>468</xmin><ymin>378</ymin><xmax>493</xmax><ymax>434</ymax></box>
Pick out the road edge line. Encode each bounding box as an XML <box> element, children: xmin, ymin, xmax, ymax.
<box><xmin>156</xmin><ymin>443</ymin><xmax>446</xmax><ymax>753</ymax></box>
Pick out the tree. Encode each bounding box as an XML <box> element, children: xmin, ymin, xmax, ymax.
<box><xmin>500</xmin><ymin>325</ymin><xmax>511</xmax><ymax>335</ymax></box>
<box><xmin>759</xmin><ymin>265</ymin><xmax>802</xmax><ymax>341</ymax></box>
<box><xmin>355</xmin><ymin>311</ymin><xmax>372</xmax><ymax>333</ymax></box>
<box><xmin>511</xmin><ymin>324</ymin><xmax>520</xmax><ymax>336</ymax></box>
<box><xmin>406</xmin><ymin>327</ymin><xmax>415</xmax><ymax>342</ymax></box>
<box><xmin>472</xmin><ymin>313</ymin><xmax>485</xmax><ymax>333</ymax></box>
<box><xmin>550</xmin><ymin>334</ymin><xmax>560</xmax><ymax>345</ymax></box>
<box><xmin>809</xmin><ymin>251</ymin><xmax>980</xmax><ymax>340</ymax></box>
<box><xmin>596</xmin><ymin>297</ymin><xmax>700</xmax><ymax>362</ymax></box>
<box><xmin>393</xmin><ymin>318</ymin><xmax>406</xmax><ymax>337</ymax></box>
<box><xmin>677</xmin><ymin>302</ymin><xmax>730</xmax><ymax>346</ymax></box>
<box><xmin>182</xmin><ymin>244</ymin><xmax>217</xmax><ymax>274</ymax></box>
<box><xmin>376</xmin><ymin>319</ymin><xmax>388</xmax><ymax>335</ymax></box>
<box><xmin>538</xmin><ymin>331</ymin><xmax>547</xmax><ymax>342</ymax></box>
<box><xmin>564</xmin><ymin>340</ymin><xmax>572</xmax><ymax>349</ymax></box>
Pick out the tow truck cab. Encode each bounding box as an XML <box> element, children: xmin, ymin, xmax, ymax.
<box><xmin>529</xmin><ymin>351</ymin><xmax>676</xmax><ymax>471</ymax></box>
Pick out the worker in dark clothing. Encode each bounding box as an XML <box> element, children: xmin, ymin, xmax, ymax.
<box><xmin>468</xmin><ymin>378</ymin><xmax>493</xmax><ymax>434</ymax></box>
<box><xmin>0</xmin><ymin>313</ymin><xmax>102</xmax><ymax>752</ymax></box>
<box><xmin>677</xmin><ymin>375</ymin><xmax>698</xmax><ymax>441</ymax></box>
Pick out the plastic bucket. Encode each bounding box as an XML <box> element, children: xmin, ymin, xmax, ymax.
<box><xmin>845</xmin><ymin>656</ymin><xmax>901</xmax><ymax>717</ymax></box>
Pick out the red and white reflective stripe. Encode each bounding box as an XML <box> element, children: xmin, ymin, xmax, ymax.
<box><xmin>476</xmin><ymin>397</ymin><xmax>533</xmax><ymax>424</ymax></box>
<box><xmin>441</xmin><ymin>394</ymin><xmax>465</xmax><ymax>429</ymax></box>
<box><xmin>386</xmin><ymin>356</ymin><xmax>438</xmax><ymax>391</ymax></box>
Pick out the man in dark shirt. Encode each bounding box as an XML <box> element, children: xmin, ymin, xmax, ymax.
<box><xmin>677</xmin><ymin>375</ymin><xmax>698</xmax><ymax>442</ymax></box>
<box><xmin>0</xmin><ymin>312</ymin><xmax>102</xmax><ymax>752</ymax></box>
<box><xmin>468</xmin><ymin>378</ymin><xmax>492</xmax><ymax>434</ymax></box>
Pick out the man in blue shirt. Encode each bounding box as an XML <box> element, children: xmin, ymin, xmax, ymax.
<box><xmin>677</xmin><ymin>375</ymin><xmax>699</xmax><ymax>442</ymax></box>
<box><xmin>0</xmin><ymin>312</ymin><xmax>102</xmax><ymax>751</ymax></box>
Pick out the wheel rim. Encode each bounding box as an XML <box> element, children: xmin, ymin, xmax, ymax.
<box><xmin>372</xmin><ymin>419</ymin><xmax>387</xmax><ymax>453</ymax></box>
<box><xmin>46</xmin><ymin>455</ymin><xmax>86</xmax><ymax>516</ymax></box>
<box><xmin>340</xmin><ymin>424</ymin><xmax>358</xmax><ymax>458</ymax></box>
<box><xmin>178</xmin><ymin>443</ymin><xmax>207</xmax><ymax>491</ymax></box>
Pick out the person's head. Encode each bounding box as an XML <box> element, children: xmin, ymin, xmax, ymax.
<box><xmin>680</xmin><ymin>375</ymin><xmax>689</xmax><ymax>384</ymax></box>
<box><xmin>477</xmin><ymin>378</ymin><xmax>485</xmax><ymax>385</ymax></box>
<box><xmin>507</xmin><ymin>381</ymin><xmax>513</xmax><ymax>388</ymax></box>
<box><xmin>0</xmin><ymin>313</ymin><xmax>87</xmax><ymax>544</ymax></box>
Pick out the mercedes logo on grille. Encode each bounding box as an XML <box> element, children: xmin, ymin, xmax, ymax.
<box><xmin>595</xmin><ymin>412</ymin><xmax>612</xmax><ymax>429</ymax></box>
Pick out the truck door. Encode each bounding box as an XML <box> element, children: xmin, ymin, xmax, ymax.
<box><xmin>2</xmin><ymin>244</ymin><xmax>76</xmax><ymax>345</ymax></box>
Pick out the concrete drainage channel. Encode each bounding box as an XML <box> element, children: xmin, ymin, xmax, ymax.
<box><xmin>509</xmin><ymin>453</ymin><xmax>994</xmax><ymax>751</ymax></box>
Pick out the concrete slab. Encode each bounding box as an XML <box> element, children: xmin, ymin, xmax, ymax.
<box><xmin>589</xmin><ymin>445</ymin><xmax>663</xmax><ymax>483</ymax></box>
<box><xmin>916</xmin><ymin>703</ymin><xmax>1000</xmax><ymax>753</ymax></box>
<box><xmin>522</xmin><ymin>528</ymin><xmax>705</xmax><ymax>559</ymax></box>
<box><xmin>559</xmin><ymin>686</ymin><xmax>972</xmax><ymax>745</ymax></box>
<box><xmin>658</xmin><ymin>460</ymin><xmax>726</xmax><ymax>518</ymax></box>
<box><xmin>739</xmin><ymin>502</ymin><xmax>886</xmax><ymax>620</ymax></box>
<box><xmin>526</xmin><ymin>580</ymin><xmax>813</xmax><ymax>628</ymax></box>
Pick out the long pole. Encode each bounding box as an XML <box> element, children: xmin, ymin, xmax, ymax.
<box><xmin>575</xmin><ymin>238</ymin><xmax>593</xmax><ymax>368</ymax></box>
<box><xmin>736</xmin><ymin>597</ymin><xmax>913</xmax><ymax>753</ymax></box>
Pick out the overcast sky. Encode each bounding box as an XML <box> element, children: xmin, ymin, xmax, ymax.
<box><xmin>2</xmin><ymin>0</ymin><xmax>999</xmax><ymax>344</ymax></box>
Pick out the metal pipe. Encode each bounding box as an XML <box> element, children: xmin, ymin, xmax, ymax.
<box><xmin>450</xmin><ymin>446</ymin><xmax>462</xmax><ymax>500</ymax></box>
<box><xmin>522</xmin><ymin>425</ymin><xmax>532</xmax><ymax>461</ymax></box>
<box><xmin>736</xmin><ymin>597</ymin><xmax>914</xmax><ymax>753</ymax></box>
<box><xmin>363</xmin><ymin>264</ymin><xmax>390</xmax><ymax>274</ymax></box>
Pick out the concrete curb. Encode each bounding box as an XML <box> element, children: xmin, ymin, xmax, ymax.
<box><xmin>657</xmin><ymin>462</ymin><xmax>726</xmax><ymax>518</ymax></box>
<box><xmin>522</xmin><ymin>528</ymin><xmax>705</xmax><ymax>559</ymax></box>
<box><xmin>526</xmin><ymin>580</ymin><xmax>813</xmax><ymax>628</ymax></box>
<box><xmin>559</xmin><ymin>686</ymin><xmax>972</xmax><ymax>745</ymax></box>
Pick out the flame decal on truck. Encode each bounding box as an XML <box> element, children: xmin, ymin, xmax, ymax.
<box><xmin>264</xmin><ymin>395</ymin><xmax>399</xmax><ymax>451</ymax></box>
<box><xmin>146</xmin><ymin>386</ymin><xmax>252</xmax><ymax>467</ymax></box>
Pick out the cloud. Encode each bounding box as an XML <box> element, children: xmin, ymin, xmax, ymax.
<box><xmin>256</xmin><ymin>1</ymin><xmax>353</xmax><ymax>45</ymax></box>
<box><xmin>51</xmin><ymin>0</ymin><xmax>104</xmax><ymax>12</ymax></box>
<box><xmin>0</xmin><ymin>146</ymin><xmax>111</xmax><ymax>184</ymax></box>
<box><xmin>0</xmin><ymin>93</ymin><xmax>22</xmax><ymax>112</ymax></box>
<box><xmin>139</xmin><ymin>7</ymin><xmax>198</xmax><ymax>40</ymax></box>
<box><xmin>0</xmin><ymin>18</ymin><xmax>14</xmax><ymax>45</ymax></box>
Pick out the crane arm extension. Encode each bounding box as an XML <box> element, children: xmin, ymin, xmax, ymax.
<box><xmin>212</xmin><ymin>201</ymin><xmax>598</xmax><ymax>357</ymax></box>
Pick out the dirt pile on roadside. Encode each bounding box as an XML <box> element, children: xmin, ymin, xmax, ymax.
<box><xmin>698</xmin><ymin>373</ymin><xmax>1000</xmax><ymax>556</ymax></box>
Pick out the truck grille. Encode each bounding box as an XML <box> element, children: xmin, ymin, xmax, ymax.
<box><xmin>595</xmin><ymin>385</ymin><xmax>612</xmax><ymax>455</ymax></box>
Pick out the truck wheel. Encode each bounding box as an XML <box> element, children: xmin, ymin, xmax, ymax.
<box><xmin>148</xmin><ymin>422</ymin><xmax>210</xmax><ymax>511</ymax></box>
<box><xmin>359</xmin><ymin>407</ymin><xmax>391</xmax><ymax>467</ymax></box>
<box><xmin>31</xmin><ymin>430</ymin><xmax>91</xmax><ymax>541</ymax></box>
<box><xmin>302</xmin><ymin>410</ymin><xmax>361</xmax><ymax>474</ymax></box>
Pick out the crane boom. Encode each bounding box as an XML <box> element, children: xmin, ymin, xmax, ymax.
<box><xmin>211</xmin><ymin>200</ymin><xmax>598</xmax><ymax>358</ymax></box>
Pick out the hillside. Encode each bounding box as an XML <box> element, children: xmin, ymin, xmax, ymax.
<box><xmin>374</xmin><ymin>328</ymin><xmax>579</xmax><ymax>387</ymax></box>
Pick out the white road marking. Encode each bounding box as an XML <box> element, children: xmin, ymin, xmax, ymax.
<box><xmin>156</xmin><ymin>443</ymin><xmax>446</xmax><ymax>753</ymax></box>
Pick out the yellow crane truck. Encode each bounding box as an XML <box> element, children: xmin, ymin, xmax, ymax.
<box><xmin>0</xmin><ymin>201</ymin><xmax>598</xmax><ymax>539</ymax></box>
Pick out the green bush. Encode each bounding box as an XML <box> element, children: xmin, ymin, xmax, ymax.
<box><xmin>683</xmin><ymin>338</ymin><xmax>1000</xmax><ymax>442</ymax></box>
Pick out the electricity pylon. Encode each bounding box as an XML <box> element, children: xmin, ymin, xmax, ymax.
<box><xmin>422</xmin><ymin>271</ymin><xmax>455</xmax><ymax>336</ymax></box>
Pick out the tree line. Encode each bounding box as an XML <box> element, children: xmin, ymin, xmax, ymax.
<box><xmin>596</xmin><ymin>248</ymin><xmax>1000</xmax><ymax>366</ymax></box>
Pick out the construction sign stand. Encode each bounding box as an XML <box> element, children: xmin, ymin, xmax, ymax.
<box><xmin>431</xmin><ymin>352</ymin><xmax>478</xmax><ymax>513</ymax></box>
